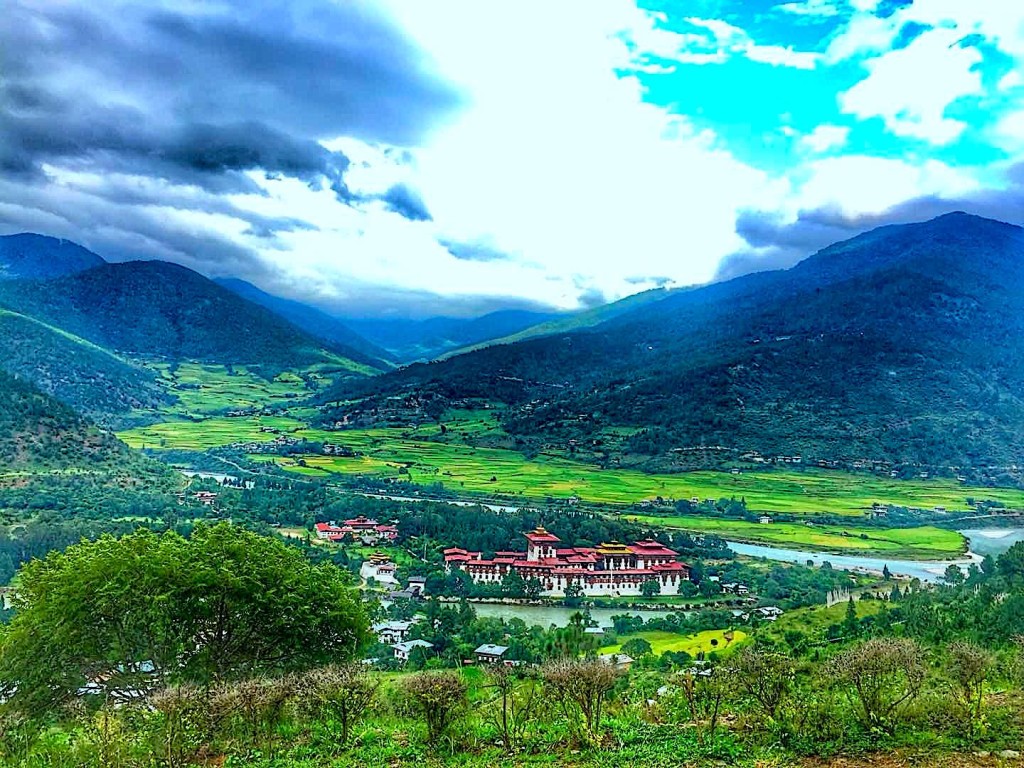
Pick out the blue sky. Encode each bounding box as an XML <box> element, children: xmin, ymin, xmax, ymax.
<box><xmin>2</xmin><ymin>0</ymin><xmax>1022</xmax><ymax>316</ymax></box>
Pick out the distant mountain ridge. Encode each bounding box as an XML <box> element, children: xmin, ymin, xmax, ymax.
<box><xmin>326</xmin><ymin>212</ymin><xmax>1024</xmax><ymax>474</ymax></box>
<box><xmin>215</xmin><ymin>277</ymin><xmax>393</xmax><ymax>366</ymax></box>
<box><xmin>0</xmin><ymin>233</ymin><xmax>106</xmax><ymax>280</ymax></box>
<box><xmin>0</xmin><ymin>259</ymin><xmax>382</xmax><ymax>370</ymax></box>
<box><xmin>344</xmin><ymin>309</ymin><xmax>564</xmax><ymax>362</ymax></box>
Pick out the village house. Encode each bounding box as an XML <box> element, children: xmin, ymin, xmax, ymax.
<box><xmin>602</xmin><ymin>653</ymin><xmax>634</xmax><ymax>671</ymax></box>
<box><xmin>755</xmin><ymin>606</ymin><xmax>784</xmax><ymax>620</ymax></box>
<box><xmin>406</xmin><ymin>576</ymin><xmax>427</xmax><ymax>596</ymax></box>
<box><xmin>444</xmin><ymin>527</ymin><xmax>690</xmax><ymax>597</ymax></box>
<box><xmin>392</xmin><ymin>639</ymin><xmax>433</xmax><ymax>662</ymax></box>
<box><xmin>372</xmin><ymin>620</ymin><xmax>413</xmax><ymax>645</ymax></box>
<box><xmin>474</xmin><ymin>644</ymin><xmax>509</xmax><ymax>664</ymax></box>
<box><xmin>360</xmin><ymin>552</ymin><xmax>399</xmax><ymax>586</ymax></box>
<box><xmin>192</xmin><ymin>491</ymin><xmax>218</xmax><ymax>506</ymax></box>
<box><xmin>721</xmin><ymin>582</ymin><xmax>750</xmax><ymax>596</ymax></box>
<box><xmin>314</xmin><ymin>516</ymin><xmax>398</xmax><ymax>544</ymax></box>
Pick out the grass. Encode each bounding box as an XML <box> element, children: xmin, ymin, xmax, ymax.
<box><xmin>599</xmin><ymin>629</ymin><xmax>748</xmax><ymax>657</ymax></box>
<box><xmin>627</xmin><ymin>514</ymin><xmax>967</xmax><ymax>558</ymax></box>
<box><xmin>756</xmin><ymin>599</ymin><xmax>883</xmax><ymax>647</ymax></box>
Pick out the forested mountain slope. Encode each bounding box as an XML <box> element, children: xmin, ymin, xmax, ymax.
<box><xmin>0</xmin><ymin>369</ymin><xmax>138</xmax><ymax>471</ymax></box>
<box><xmin>343</xmin><ymin>309</ymin><xmax>563</xmax><ymax>362</ymax></box>
<box><xmin>0</xmin><ymin>233</ymin><xmax>105</xmax><ymax>280</ymax></box>
<box><xmin>0</xmin><ymin>260</ymin><xmax>384</xmax><ymax>371</ymax></box>
<box><xmin>215</xmin><ymin>277</ymin><xmax>393</xmax><ymax>366</ymax></box>
<box><xmin>324</xmin><ymin>213</ymin><xmax>1024</xmax><ymax>471</ymax></box>
<box><xmin>0</xmin><ymin>308</ymin><xmax>170</xmax><ymax>423</ymax></box>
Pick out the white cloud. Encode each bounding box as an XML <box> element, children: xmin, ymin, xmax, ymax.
<box><xmin>776</xmin><ymin>0</ymin><xmax>841</xmax><ymax>19</ymax></box>
<box><xmin>801</xmin><ymin>124</ymin><xmax>851</xmax><ymax>153</ymax></box>
<box><xmin>328</xmin><ymin>1</ymin><xmax>785</xmax><ymax>307</ymax></box>
<box><xmin>839</xmin><ymin>27</ymin><xmax>983</xmax><ymax>144</ymax></box>
<box><xmin>993</xmin><ymin>109</ymin><xmax>1024</xmax><ymax>152</ymax></box>
<box><xmin>681</xmin><ymin>16</ymin><xmax>821</xmax><ymax>69</ymax></box>
<box><xmin>795</xmin><ymin>156</ymin><xmax>980</xmax><ymax>216</ymax></box>
<box><xmin>1000</xmin><ymin>70</ymin><xmax>1023</xmax><ymax>90</ymax></box>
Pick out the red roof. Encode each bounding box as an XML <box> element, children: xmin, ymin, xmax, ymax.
<box><xmin>524</xmin><ymin>528</ymin><xmax>561</xmax><ymax>544</ymax></box>
<box><xmin>629</xmin><ymin>540</ymin><xmax>679</xmax><ymax>557</ymax></box>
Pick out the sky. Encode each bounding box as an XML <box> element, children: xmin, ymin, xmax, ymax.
<box><xmin>1</xmin><ymin>0</ymin><xmax>1023</xmax><ymax>318</ymax></box>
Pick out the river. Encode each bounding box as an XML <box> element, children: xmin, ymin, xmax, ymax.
<box><xmin>726</xmin><ymin>527</ymin><xmax>1024</xmax><ymax>583</ymax></box>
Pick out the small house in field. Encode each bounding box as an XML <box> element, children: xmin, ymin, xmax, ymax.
<box><xmin>755</xmin><ymin>606</ymin><xmax>784</xmax><ymax>620</ymax></box>
<box><xmin>602</xmin><ymin>653</ymin><xmax>634</xmax><ymax>672</ymax></box>
<box><xmin>475</xmin><ymin>644</ymin><xmax>509</xmax><ymax>664</ymax></box>
<box><xmin>392</xmin><ymin>639</ymin><xmax>433</xmax><ymax>662</ymax></box>
<box><xmin>758</xmin><ymin>515</ymin><xmax>773</xmax><ymax>524</ymax></box>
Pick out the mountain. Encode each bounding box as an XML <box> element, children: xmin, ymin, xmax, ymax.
<box><xmin>344</xmin><ymin>309</ymin><xmax>563</xmax><ymax>362</ymax></box>
<box><xmin>0</xmin><ymin>233</ymin><xmax>106</xmax><ymax>280</ymax></box>
<box><xmin>0</xmin><ymin>308</ymin><xmax>170</xmax><ymax>423</ymax></box>
<box><xmin>215</xmin><ymin>277</ymin><xmax>393</xmax><ymax>366</ymax></box>
<box><xmin>324</xmin><ymin>213</ymin><xmax>1024</xmax><ymax>473</ymax></box>
<box><xmin>439</xmin><ymin>288</ymin><xmax>670</xmax><ymax>359</ymax></box>
<box><xmin>0</xmin><ymin>260</ymin><xmax>385</xmax><ymax>372</ymax></box>
<box><xmin>0</xmin><ymin>369</ymin><xmax>134</xmax><ymax>471</ymax></box>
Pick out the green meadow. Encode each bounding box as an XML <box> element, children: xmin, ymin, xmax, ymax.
<box><xmin>598</xmin><ymin>629</ymin><xmax>748</xmax><ymax>657</ymax></box>
<box><xmin>627</xmin><ymin>514</ymin><xmax>966</xmax><ymax>558</ymax></box>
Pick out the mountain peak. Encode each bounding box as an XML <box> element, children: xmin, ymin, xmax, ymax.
<box><xmin>0</xmin><ymin>233</ymin><xmax>106</xmax><ymax>280</ymax></box>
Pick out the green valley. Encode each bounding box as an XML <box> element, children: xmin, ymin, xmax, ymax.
<box><xmin>115</xmin><ymin>403</ymin><xmax>1024</xmax><ymax>559</ymax></box>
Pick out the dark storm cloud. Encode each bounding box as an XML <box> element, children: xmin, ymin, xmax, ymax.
<box><xmin>440</xmin><ymin>236</ymin><xmax>512</xmax><ymax>262</ymax></box>
<box><xmin>0</xmin><ymin>0</ymin><xmax>461</xmax><ymax>272</ymax></box>
<box><xmin>717</xmin><ymin>170</ymin><xmax>1024</xmax><ymax>281</ymax></box>
<box><xmin>624</xmin><ymin>275</ymin><xmax>672</xmax><ymax>286</ymax></box>
<box><xmin>380</xmin><ymin>184</ymin><xmax>432</xmax><ymax>221</ymax></box>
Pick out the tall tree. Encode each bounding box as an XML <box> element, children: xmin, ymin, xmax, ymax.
<box><xmin>0</xmin><ymin>523</ymin><xmax>368</xmax><ymax>717</ymax></box>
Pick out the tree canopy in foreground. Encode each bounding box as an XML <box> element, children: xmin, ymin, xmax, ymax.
<box><xmin>0</xmin><ymin>523</ymin><xmax>368</xmax><ymax>716</ymax></box>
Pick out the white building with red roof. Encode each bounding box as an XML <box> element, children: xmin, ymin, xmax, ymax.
<box><xmin>314</xmin><ymin>516</ymin><xmax>398</xmax><ymax>544</ymax></box>
<box><xmin>444</xmin><ymin>527</ymin><xmax>690</xmax><ymax>597</ymax></box>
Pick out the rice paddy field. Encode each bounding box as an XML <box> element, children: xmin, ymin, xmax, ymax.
<box><xmin>627</xmin><ymin>514</ymin><xmax>966</xmax><ymax>557</ymax></box>
<box><xmin>119</xmin><ymin>414</ymin><xmax>1024</xmax><ymax>518</ymax></box>
<box><xmin>143</xmin><ymin>362</ymin><xmax>370</xmax><ymax>419</ymax></box>
<box><xmin>598</xmin><ymin>629</ymin><xmax>748</xmax><ymax>657</ymax></box>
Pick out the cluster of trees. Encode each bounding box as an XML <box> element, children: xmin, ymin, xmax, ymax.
<box><xmin>0</xmin><ymin>524</ymin><xmax>368</xmax><ymax>717</ymax></box>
